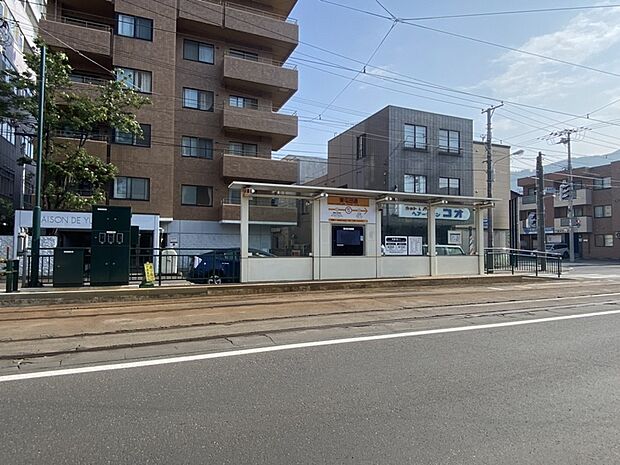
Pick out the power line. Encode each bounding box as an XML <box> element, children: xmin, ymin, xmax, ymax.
<box><xmin>320</xmin><ymin>0</ymin><xmax>620</xmax><ymax>80</ymax></box>
<box><xmin>313</xmin><ymin>19</ymin><xmax>397</xmax><ymax>120</ymax></box>
<box><xmin>400</xmin><ymin>4</ymin><xmax>620</xmax><ymax>21</ymax></box>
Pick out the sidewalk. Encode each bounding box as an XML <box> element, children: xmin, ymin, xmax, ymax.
<box><xmin>0</xmin><ymin>274</ymin><xmax>583</xmax><ymax>360</ymax></box>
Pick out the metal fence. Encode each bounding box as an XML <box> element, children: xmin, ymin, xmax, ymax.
<box><xmin>485</xmin><ymin>248</ymin><xmax>562</xmax><ymax>277</ymax></box>
<box><xmin>21</xmin><ymin>248</ymin><xmax>241</xmax><ymax>287</ymax></box>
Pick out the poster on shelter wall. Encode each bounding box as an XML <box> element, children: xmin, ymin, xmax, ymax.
<box><xmin>408</xmin><ymin>236</ymin><xmax>423</xmax><ymax>256</ymax></box>
<box><xmin>384</xmin><ymin>236</ymin><xmax>408</xmax><ymax>255</ymax></box>
<box><xmin>448</xmin><ymin>231</ymin><xmax>462</xmax><ymax>245</ymax></box>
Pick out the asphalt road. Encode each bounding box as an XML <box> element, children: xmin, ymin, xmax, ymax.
<box><xmin>1</xmin><ymin>306</ymin><xmax>619</xmax><ymax>464</ymax></box>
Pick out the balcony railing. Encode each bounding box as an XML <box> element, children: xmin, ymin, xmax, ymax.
<box><xmin>52</xmin><ymin>130</ymin><xmax>109</xmax><ymax>141</ymax></box>
<box><xmin>69</xmin><ymin>74</ymin><xmax>109</xmax><ymax>85</ymax></box>
<box><xmin>48</xmin><ymin>15</ymin><xmax>113</xmax><ymax>32</ymax></box>
<box><xmin>224</xmin><ymin>50</ymin><xmax>297</xmax><ymax>69</ymax></box>
<box><xmin>188</xmin><ymin>0</ymin><xmax>297</xmax><ymax>23</ymax></box>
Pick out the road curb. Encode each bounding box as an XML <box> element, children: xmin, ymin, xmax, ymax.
<box><xmin>0</xmin><ymin>275</ymin><xmax>553</xmax><ymax>307</ymax></box>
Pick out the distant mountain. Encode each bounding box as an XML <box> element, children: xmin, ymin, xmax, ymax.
<box><xmin>510</xmin><ymin>149</ymin><xmax>620</xmax><ymax>192</ymax></box>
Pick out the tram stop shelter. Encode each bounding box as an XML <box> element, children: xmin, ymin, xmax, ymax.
<box><xmin>230</xmin><ymin>182</ymin><xmax>496</xmax><ymax>283</ymax></box>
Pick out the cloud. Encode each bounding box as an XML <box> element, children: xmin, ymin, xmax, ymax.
<box><xmin>483</xmin><ymin>7</ymin><xmax>620</xmax><ymax>100</ymax></box>
<box><xmin>478</xmin><ymin>6</ymin><xmax>620</xmax><ymax>158</ymax></box>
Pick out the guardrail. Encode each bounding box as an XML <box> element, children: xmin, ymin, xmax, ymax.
<box><xmin>485</xmin><ymin>248</ymin><xmax>562</xmax><ymax>277</ymax></box>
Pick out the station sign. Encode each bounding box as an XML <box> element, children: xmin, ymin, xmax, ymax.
<box><xmin>321</xmin><ymin>197</ymin><xmax>376</xmax><ymax>224</ymax></box>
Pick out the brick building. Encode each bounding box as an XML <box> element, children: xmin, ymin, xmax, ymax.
<box><xmin>517</xmin><ymin>160</ymin><xmax>620</xmax><ymax>259</ymax></box>
<box><xmin>39</xmin><ymin>0</ymin><xmax>299</xmax><ymax>248</ymax></box>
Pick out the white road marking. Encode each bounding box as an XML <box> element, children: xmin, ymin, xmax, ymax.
<box><xmin>1</xmin><ymin>308</ymin><xmax>619</xmax><ymax>383</ymax></box>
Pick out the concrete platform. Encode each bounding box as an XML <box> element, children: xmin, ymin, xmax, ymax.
<box><xmin>0</xmin><ymin>274</ymin><xmax>552</xmax><ymax>307</ymax></box>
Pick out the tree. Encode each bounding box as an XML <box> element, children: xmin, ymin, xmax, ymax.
<box><xmin>0</xmin><ymin>43</ymin><xmax>150</xmax><ymax>211</ymax></box>
<box><xmin>0</xmin><ymin>197</ymin><xmax>14</xmax><ymax>234</ymax></box>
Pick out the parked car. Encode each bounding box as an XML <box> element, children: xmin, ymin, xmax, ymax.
<box><xmin>545</xmin><ymin>243</ymin><xmax>569</xmax><ymax>258</ymax></box>
<box><xmin>187</xmin><ymin>248</ymin><xmax>275</xmax><ymax>284</ymax></box>
<box><xmin>422</xmin><ymin>245</ymin><xmax>466</xmax><ymax>256</ymax></box>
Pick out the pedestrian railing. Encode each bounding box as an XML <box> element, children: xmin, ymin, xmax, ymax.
<box><xmin>19</xmin><ymin>247</ymin><xmax>242</xmax><ymax>288</ymax></box>
<box><xmin>484</xmin><ymin>248</ymin><xmax>562</xmax><ymax>277</ymax></box>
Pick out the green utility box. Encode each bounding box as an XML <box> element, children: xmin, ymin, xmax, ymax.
<box><xmin>53</xmin><ymin>249</ymin><xmax>85</xmax><ymax>287</ymax></box>
<box><xmin>90</xmin><ymin>206</ymin><xmax>132</xmax><ymax>286</ymax></box>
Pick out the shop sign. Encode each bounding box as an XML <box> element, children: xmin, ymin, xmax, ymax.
<box><xmin>398</xmin><ymin>205</ymin><xmax>471</xmax><ymax>221</ymax></box>
<box><xmin>41</xmin><ymin>212</ymin><xmax>92</xmax><ymax>229</ymax></box>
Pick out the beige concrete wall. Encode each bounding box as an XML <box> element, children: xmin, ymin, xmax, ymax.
<box><xmin>247</xmin><ymin>257</ymin><xmax>313</xmax><ymax>282</ymax></box>
<box><xmin>436</xmin><ymin>256</ymin><xmax>479</xmax><ymax>275</ymax></box>
<box><xmin>378</xmin><ymin>257</ymin><xmax>430</xmax><ymax>278</ymax></box>
<box><xmin>473</xmin><ymin>141</ymin><xmax>510</xmax><ymax>245</ymax></box>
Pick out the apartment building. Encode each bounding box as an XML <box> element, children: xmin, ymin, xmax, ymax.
<box><xmin>517</xmin><ymin>160</ymin><xmax>620</xmax><ymax>259</ymax></box>
<box><xmin>320</xmin><ymin>106</ymin><xmax>511</xmax><ymax>249</ymax></box>
<box><xmin>325</xmin><ymin>106</ymin><xmax>475</xmax><ymax>196</ymax></box>
<box><xmin>39</xmin><ymin>0</ymin><xmax>299</xmax><ymax>248</ymax></box>
<box><xmin>0</xmin><ymin>0</ymin><xmax>42</xmax><ymax>229</ymax></box>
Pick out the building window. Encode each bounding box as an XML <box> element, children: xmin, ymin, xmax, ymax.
<box><xmin>229</xmin><ymin>142</ymin><xmax>257</xmax><ymax>157</ymax></box>
<box><xmin>183</xmin><ymin>40</ymin><xmax>214</xmax><ymax>64</ymax></box>
<box><xmin>115</xmin><ymin>67</ymin><xmax>152</xmax><ymax>93</ymax></box>
<box><xmin>181</xmin><ymin>136</ymin><xmax>213</xmax><ymax>159</ymax></box>
<box><xmin>229</xmin><ymin>95</ymin><xmax>258</xmax><ymax>110</ymax></box>
<box><xmin>404</xmin><ymin>174</ymin><xmax>427</xmax><ymax>194</ymax></box>
<box><xmin>573</xmin><ymin>206</ymin><xmax>584</xmax><ymax>217</ymax></box>
<box><xmin>116</xmin><ymin>14</ymin><xmax>153</xmax><ymax>41</ymax></box>
<box><xmin>594</xmin><ymin>205</ymin><xmax>612</xmax><ymax>218</ymax></box>
<box><xmin>593</xmin><ymin>177</ymin><xmax>612</xmax><ymax>190</ymax></box>
<box><xmin>0</xmin><ymin>167</ymin><xmax>15</xmax><ymax>198</ymax></box>
<box><xmin>356</xmin><ymin>134</ymin><xmax>367</xmax><ymax>159</ymax></box>
<box><xmin>113</xmin><ymin>124</ymin><xmax>151</xmax><ymax>147</ymax></box>
<box><xmin>0</xmin><ymin>119</ymin><xmax>15</xmax><ymax>145</ymax></box>
<box><xmin>183</xmin><ymin>88</ymin><xmax>214</xmax><ymax>111</ymax></box>
<box><xmin>595</xmin><ymin>234</ymin><xmax>614</xmax><ymax>247</ymax></box>
<box><xmin>439</xmin><ymin>177</ymin><xmax>460</xmax><ymax>196</ymax></box>
<box><xmin>404</xmin><ymin>124</ymin><xmax>427</xmax><ymax>150</ymax></box>
<box><xmin>438</xmin><ymin>129</ymin><xmax>460</xmax><ymax>154</ymax></box>
<box><xmin>113</xmin><ymin>176</ymin><xmax>149</xmax><ymax>200</ymax></box>
<box><xmin>182</xmin><ymin>185</ymin><xmax>213</xmax><ymax>207</ymax></box>
<box><xmin>229</xmin><ymin>49</ymin><xmax>259</xmax><ymax>61</ymax></box>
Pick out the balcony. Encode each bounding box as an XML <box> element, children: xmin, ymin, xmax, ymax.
<box><xmin>224</xmin><ymin>3</ymin><xmax>299</xmax><ymax>62</ymax></box>
<box><xmin>65</xmin><ymin>74</ymin><xmax>108</xmax><ymax>99</ymax></box>
<box><xmin>222</xmin><ymin>105</ymin><xmax>298</xmax><ymax>151</ymax></box>
<box><xmin>519</xmin><ymin>194</ymin><xmax>537</xmax><ymax>210</ymax></box>
<box><xmin>554</xmin><ymin>216</ymin><xmax>593</xmax><ymax>234</ymax></box>
<box><xmin>223</xmin><ymin>53</ymin><xmax>298</xmax><ymax>108</ymax></box>
<box><xmin>222</xmin><ymin>153</ymin><xmax>297</xmax><ymax>183</ymax></box>
<box><xmin>178</xmin><ymin>0</ymin><xmax>224</xmax><ymax>27</ymax></box>
<box><xmin>39</xmin><ymin>17</ymin><xmax>112</xmax><ymax>56</ymax></box>
<box><xmin>554</xmin><ymin>188</ymin><xmax>592</xmax><ymax>208</ymax></box>
<box><xmin>220</xmin><ymin>201</ymin><xmax>298</xmax><ymax>225</ymax></box>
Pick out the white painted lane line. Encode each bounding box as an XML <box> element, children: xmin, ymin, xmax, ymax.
<box><xmin>2</xmin><ymin>308</ymin><xmax>620</xmax><ymax>383</ymax></box>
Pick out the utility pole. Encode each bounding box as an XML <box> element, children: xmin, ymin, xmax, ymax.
<box><xmin>563</xmin><ymin>132</ymin><xmax>575</xmax><ymax>263</ymax></box>
<box><xmin>29</xmin><ymin>45</ymin><xmax>46</xmax><ymax>287</ymax></box>
<box><xmin>544</xmin><ymin>128</ymin><xmax>585</xmax><ymax>263</ymax></box>
<box><xmin>482</xmin><ymin>103</ymin><xmax>503</xmax><ymax>251</ymax></box>
<box><xmin>536</xmin><ymin>152</ymin><xmax>546</xmax><ymax>254</ymax></box>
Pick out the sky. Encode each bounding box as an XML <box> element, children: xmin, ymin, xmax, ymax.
<box><xmin>277</xmin><ymin>0</ymin><xmax>620</xmax><ymax>173</ymax></box>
